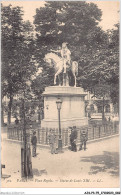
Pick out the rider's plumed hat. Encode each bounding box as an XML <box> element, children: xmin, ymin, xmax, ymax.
<box><xmin>62</xmin><ymin>42</ymin><xmax>68</xmax><ymax>47</ymax></box>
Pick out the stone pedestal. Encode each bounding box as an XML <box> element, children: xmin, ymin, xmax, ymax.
<box><xmin>41</xmin><ymin>86</ymin><xmax>88</xmax><ymax>128</ymax></box>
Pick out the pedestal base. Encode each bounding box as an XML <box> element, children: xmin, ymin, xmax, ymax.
<box><xmin>41</xmin><ymin>86</ymin><xmax>88</xmax><ymax>128</ymax></box>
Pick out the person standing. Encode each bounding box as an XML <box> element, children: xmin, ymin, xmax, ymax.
<box><xmin>79</xmin><ymin>129</ymin><xmax>88</xmax><ymax>151</ymax></box>
<box><xmin>31</xmin><ymin>131</ymin><xmax>37</xmax><ymax>157</ymax></box>
<box><xmin>69</xmin><ymin>127</ymin><xmax>73</xmax><ymax>150</ymax></box>
<box><xmin>72</xmin><ymin>126</ymin><xmax>77</xmax><ymax>152</ymax></box>
<box><xmin>15</xmin><ymin>117</ymin><xmax>19</xmax><ymax>125</ymax></box>
<box><xmin>48</xmin><ymin>129</ymin><xmax>57</xmax><ymax>154</ymax></box>
<box><xmin>70</xmin><ymin>126</ymin><xmax>77</xmax><ymax>152</ymax></box>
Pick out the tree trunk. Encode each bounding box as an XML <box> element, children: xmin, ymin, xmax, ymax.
<box><xmin>8</xmin><ymin>94</ymin><xmax>13</xmax><ymax>124</ymax></box>
<box><xmin>38</xmin><ymin>95</ymin><xmax>41</xmax><ymax>123</ymax></box>
<box><xmin>1</xmin><ymin>102</ymin><xmax>4</xmax><ymax>126</ymax></box>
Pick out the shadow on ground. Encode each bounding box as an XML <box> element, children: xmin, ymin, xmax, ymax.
<box><xmin>32</xmin><ymin>169</ymin><xmax>47</xmax><ymax>176</ymax></box>
<box><xmin>81</xmin><ymin>151</ymin><xmax>119</xmax><ymax>177</ymax></box>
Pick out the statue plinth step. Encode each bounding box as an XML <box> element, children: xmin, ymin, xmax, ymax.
<box><xmin>43</xmin><ymin>86</ymin><xmax>87</xmax><ymax>97</ymax></box>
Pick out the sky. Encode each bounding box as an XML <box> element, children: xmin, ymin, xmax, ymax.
<box><xmin>1</xmin><ymin>1</ymin><xmax>120</xmax><ymax>31</ymax></box>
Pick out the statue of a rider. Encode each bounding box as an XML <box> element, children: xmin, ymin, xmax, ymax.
<box><xmin>51</xmin><ymin>42</ymin><xmax>71</xmax><ymax>73</ymax></box>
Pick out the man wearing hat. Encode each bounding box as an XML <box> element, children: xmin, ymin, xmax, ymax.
<box><xmin>31</xmin><ymin>131</ymin><xmax>37</xmax><ymax>157</ymax></box>
<box><xmin>61</xmin><ymin>42</ymin><xmax>71</xmax><ymax>73</ymax></box>
<box><xmin>79</xmin><ymin>129</ymin><xmax>88</xmax><ymax>151</ymax></box>
<box><xmin>69</xmin><ymin>127</ymin><xmax>73</xmax><ymax>150</ymax></box>
<box><xmin>50</xmin><ymin>42</ymin><xmax>71</xmax><ymax>73</ymax></box>
<box><xmin>69</xmin><ymin>126</ymin><xmax>77</xmax><ymax>152</ymax></box>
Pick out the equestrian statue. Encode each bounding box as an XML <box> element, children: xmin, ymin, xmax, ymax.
<box><xmin>44</xmin><ymin>42</ymin><xmax>78</xmax><ymax>87</ymax></box>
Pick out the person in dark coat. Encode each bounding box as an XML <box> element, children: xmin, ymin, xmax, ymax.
<box><xmin>69</xmin><ymin>127</ymin><xmax>73</xmax><ymax>150</ymax></box>
<box><xmin>79</xmin><ymin>130</ymin><xmax>88</xmax><ymax>151</ymax></box>
<box><xmin>31</xmin><ymin>131</ymin><xmax>37</xmax><ymax>157</ymax></box>
<box><xmin>15</xmin><ymin>118</ymin><xmax>19</xmax><ymax>125</ymax></box>
<box><xmin>70</xmin><ymin>126</ymin><xmax>77</xmax><ymax>152</ymax></box>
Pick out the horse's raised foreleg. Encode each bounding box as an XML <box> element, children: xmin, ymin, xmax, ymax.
<box><xmin>58</xmin><ymin>75</ymin><xmax>61</xmax><ymax>86</ymax></box>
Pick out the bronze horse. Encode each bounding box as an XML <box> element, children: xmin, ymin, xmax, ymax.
<box><xmin>44</xmin><ymin>53</ymin><xmax>78</xmax><ymax>87</ymax></box>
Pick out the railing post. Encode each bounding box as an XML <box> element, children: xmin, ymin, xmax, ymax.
<box><xmin>42</xmin><ymin>128</ymin><xmax>44</xmax><ymax>144</ymax></box>
<box><xmin>61</xmin><ymin>128</ymin><xmax>64</xmax><ymax>147</ymax></box>
<box><xmin>104</xmin><ymin>124</ymin><xmax>106</xmax><ymax>133</ymax></box>
<box><xmin>55</xmin><ymin>128</ymin><xmax>58</xmax><ymax>148</ymax></box>
<box><xmin>93</xmin><ymin>127</ymin><xmax>94</xmax><ymax>139</ymax></box>
<box><xmin>17</xmin><ymin>127</ymin><xmax>19</xmax><ymax>140</ymax></box>
<box><xmin>99</xmin><ymin>126</ymin><xmax>101</xmax><ymax>138</ymax></box>
<box><xmin>45</xmin><ymin>128</ymin><xmax>48</xmax><ymax>145</ymax></box>
<box><xmin>7</xmin><ymin>127</ymin><xmax>9</xmax><ymax>139</ymax></box>
<box><xmin>114</xmin><ymin>121</ymin><xmax>116</xmax><ymax>133</ymax></box>
<box><xmin>37</xmin><ymin>128</ymin><xmax>40</xmax><ymax>144</ymax></box>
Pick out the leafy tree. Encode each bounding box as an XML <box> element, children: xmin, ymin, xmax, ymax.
<box><xmin>82</xmin><ymin>23</ymin><xmax>119</xmax><ymax>108</ymax></box>
<box><xmin>33</xmin><ymin>2</ymin><xmax>119</xmax><ymax>110</ymax></box>
<box><xmin>34</xmin><ymin>2</ymin><xmax>119</xmax><ymax>98</ymax></box>
<box><xmin>1</xmin><ymin>4</ymin><xmax>36</xmax><ymax>124</ymax></box>
<box><xmin>33</xmin><ymin>1</ymin><xmax>105</xmax><ymax>87</ymax></box>
<box><xmin>107</xmin><ymin>23</ymin><xmax>119</xmax><ymax>107</ymax></box>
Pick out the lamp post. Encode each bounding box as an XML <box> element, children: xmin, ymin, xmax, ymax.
<box><xmin>56</xmin><ymin>98</ymin><xmax>62</xmax><ymax>152</ymax></box>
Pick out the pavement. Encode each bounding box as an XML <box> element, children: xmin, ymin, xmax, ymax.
<box><xmin>1</xmin><ymin>134</ymin><xmax>120</xmax><ymax>188</ymax></box>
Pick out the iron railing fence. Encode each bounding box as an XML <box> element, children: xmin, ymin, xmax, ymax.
<box><xmin>7</xmin><ymin>121</ymin><xmax>119</xmax><ymax>147</ymax></box>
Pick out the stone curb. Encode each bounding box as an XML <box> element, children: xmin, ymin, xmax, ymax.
<box><xmin>63</xmin><ymin>133</ymin><xmax>119</xmax><ymax>150</ymax></box>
